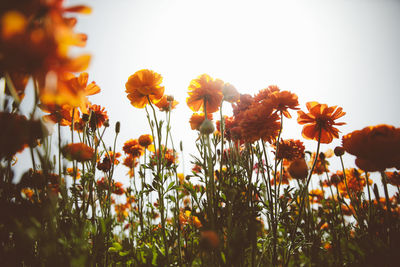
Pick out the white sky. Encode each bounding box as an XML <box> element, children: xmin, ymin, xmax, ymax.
<box><xmin>14</xmin><ymin>0</ymin><xmax>400</xmax><ymax>190</ymax></box>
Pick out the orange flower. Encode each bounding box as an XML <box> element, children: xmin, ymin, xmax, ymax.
<box><xmin>125</xmin><ymin>69</ymin><xmax>165</xmax><ymax>108</ymax></box>
<box><xmin>189</xmin><ymin>113</ymin><xmax>213</xmax><ymax>131</ymax></box>
<box><xmin>309</xmin><ymin>189</ymin><xmax>324</xmax><ymax>203</ymax></box>
<box><xmin>88</xmin><ymin>104</ymin><xmax>108</xmax><ymax>129</ymax></box>
<box><xmin>269</xmin><ymin>89</ymin><xmax>299</xmax><ymax>118</ymax></box>
<box><xmin>337</xmin><ymin>168</ymin><xmax>370</xmax><ymax>198</ymax></box>
<box><xmin>342</xmin><ymin>125</ymin><xmax>400</xmax><ymax>171</ymax></box>
<box><xmin>200</xmin><ymin>230</ymin><xmax>219</xmax><ymax>249</ymax></box>
<box><xmin>152</xmin><ymin>147</ymin><xmax>177</xmax><ymax>167</ymax></box>
<box><xmin>138</xmin><ymin>134</ymin><xmax>153</xmax><ymax>148</ymax></box>
<box><xmin>187</xmin><ymin>74</ymin><xmax>223</xmax><ymax>114</ymax></box>
<box><xmin>386</xmin><ymin>171</ymin><xmax>400</xmax><ymax>186</ymax></box>
<box><xmin>41</xmin><ymin>72</ymin><xmax>100</xmax><ymax>114</ymax></box>
<box><xmin>39</xmin><ymin>103</ymin><xmax>79</xmax><ymax>126</ymax></box>
<box><xmin>62</xmin><ymin>143</ymin><xmax>94</xmax><ymax>162</ymax></box>
<box><xmin>238</xmin><ymin>101</ymin><xmax>281</xmax><ymax>143</ymax></box>
<box><xmin>297</xmin><ymin>101</ymin><xmax>346</xmax><ymax>144</ymax></box>
<box><xmin>273</xmin><ymin>139</ymin><xmax>305</xmax><ymax>161</ymax></box>
<box><xmin>123</xmin><ymin>139</ymin><xmax>144</xmax><ymax>158</ymax></box>
<box><xmin>155</xmin><ymin>95</ymin><xmax>178</xmax><ymax>111</ymax></box>
<box><xmin>4</xmin><ymin>71</ymin><xmax>29</xmax><ymax>101</ymax></box>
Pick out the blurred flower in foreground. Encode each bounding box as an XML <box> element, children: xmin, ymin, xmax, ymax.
<box><xmin>125</xmin><ymin>69</ymin><xmax>165</xmax><ymax>108</ymax></box>
<box><xmin>0</xmin><ymin>112</ymin><xmax>43</xmax><ymax>159</ymax></box>
<box><xmin>342</xmin><ymin>124</ymin><xmax>400</xmax><ymax>172</ymax></box>
<box><xmin>297</xmin><ymin>101</ymin><xmax>346</xmax><ymax>143</ymax></box>
<box><xmin>187</xmin><ymin>74</ymin><xmax>223</xmax><ymax>114</ymax></box>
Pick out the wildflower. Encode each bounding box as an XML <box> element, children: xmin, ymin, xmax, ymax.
<box><xmin>125</xmin><ymin>69</ymin><xmax>164</xmax><ymax>108</ymax></box>
<box><xmin>287</xmin><ymin>158</ymin><xmax>308</xmax><ymax>180</ymax></box>
<box><xmin>113</xmin><ymin>182</ymin><xmax>125</xmax><ymax>195</ymax></box>
<box><xmin>41</xmin><ymin>72</ymin><xmax>100</xmax><ymax>114</ymax></box>
<box><xmin>238</xmin><ymin>100</ymin><xmax>281</xmax><ymax>143</ymax></box>
<box><xmin>21</xmin><ymin>188</ymin><xmax>34</xmax><ymax>201</ymax></box>
<box><xmin>187</xmin><ymin>74</ymin><xmax>224</xmax><ymax>114</ymax></box>
<box><xmin>273</xmin><ymin>139</ymin><xmax>305</xmax><ymax>161</ymax></box>
<box><xmin>342</xmin><ymin>124</ymin><xmax>400</xmax><ymax>171</ymax></box>
<box><xmin>297</xmin><ymin>101</ymin><xmax>346</xmax><ymax>143</ymax></box>
<box><xmin>309</xmin><ymin>150</ymin><xmax>332</xmax><ymax>175</ymax></box>
<box><xmin>386</xmin><ymin>171</ymin><xmax>400</xmax><ymax>186</ymax></box>
<box><xmin>138</xmin><ymin>134</ymin><xmax>153</xmax><ymax>148</ymax></box>
<box><xmin>155</xmin><ymin>95</ymin><xmax>178</xmax><ymax>111</ymax></box>
<box><xmin>123</xmin><ymin>139</ymin><xmax>144</xmax><ymax>157</ymax></box>
<box><xmin>222</xmin><ymin>83</ymin><xmax>240</xmax><ymax>103</ymax></box>
<box><xmin>62</xmin><ymin>142</ymin><xmax>94</xmax><ymax>162</ymax></box>
<box><xmin>270</xmin><ymin>170</ymin><xmax>290</xmax><ymax>186</ymax></box>
<box><xmin>268</xmin><ymin>89</ymin><xmax>299</xmax><ymax>118</ymax></box>
<box><xmin>0</xmin><ymin>112</ymin><xmax>43</xmax><ymax>158</ymax></box>
<box><xmin>309</xmin><ymin>189</ymin><xmax>324</xmax><ymax>203</ymax></box>
<box><xmin>88</xmin><ymin>104</ymin><xmax>108</xmax><ymax>129</ymax></box>
<box><xmin>334</xmin><ymin>146</ymin><xmax>345</xmax><ymax>157</ymax></box>
<box><xmin>39</xmin><ymin>103</ymin><xmax>79</xmax><ymax>126</ymax></box>
<box><xmin>190</xmin><ymin>113</ymin><xmax>213</xmax><ymax>131</ymax></box>
<box><xmin>152</xmin><ymin>147</ymin><xmax>177</xmax><ymax>167</ymax></box>
<box><xmin>337</xmin><ymin>168</ymin><xmax>370</xmax><ymax>198</ymax></box>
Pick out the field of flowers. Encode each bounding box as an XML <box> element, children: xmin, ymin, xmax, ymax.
<box><xmin>1</xmin><ymin>1</ymin><xmax>400</xmax><ymax>266</ymax></box>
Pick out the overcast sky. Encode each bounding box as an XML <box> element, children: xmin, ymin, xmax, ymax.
<box><xmin>16</xmin><ymin>0</ymin><xmax>400</xmax><ymax>187</ymax></box>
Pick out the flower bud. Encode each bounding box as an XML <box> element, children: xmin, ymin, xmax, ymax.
<box><xmin>288</xmin><ymin>158</ymin><xmax>308</xmax><ymax>180</ymax></box>
<box><xmin>199</xmin><ymin>119</ymin><xmax>214</xmax><ymax>135</ymax></box>
<box><xmin>115</xmin><ymin>121</ymin><xmax>120</xmax><ymax>133</ymax></box>
<box><xmin>334</xmin><ymin>146</ymin><xmax>345</xmax><ymax>157</ymax></box>
<box><xmin>166</xmin><ymin>95</ymin><xmax>174</xmax><ymax>102</ymax></box>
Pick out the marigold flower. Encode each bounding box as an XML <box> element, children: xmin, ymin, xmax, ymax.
<box><xmin>125</xmin><ymin>69</ymin><xmax>165</xmax><ymax>108</ymax></box>
<box><xmin>155</xmin><ymin>95</ymin><xmax>178</xmax><ymax>111</ymax></box>
<box><xmin>297</xmin><ymin>101</ymin><xmax>346</xmax><ymax>144</ymax></box>
<box><xmin>88</xmin><ymin>104</ymin><xmax>108</xmax><ymax>129</ymax></box>
<box><xmin>62</xmin><ymin>142</ymin><xmax>94</xmax><ymax>162</ymax></box>
<box><xmin>123</xmin><ymin>139</ymin><xmax>144</xmax><ymax>157</ymax></box>
<box><xmin>187</xmin><ymin>74</ymin><xmax>223</xmax><ymax>114</ymax></box>
<box><xmin>238</xmin><ymin>101</ymin><xmax>281</xmax><ymax>143</ymax></box>
<box><xmin>273</xmin><ymin>139</ymin><xmax>305</xmax><ymax>161</ymax></box>
<box><xmin>138</xmin><ymin>134</ymin><xmax>153</xmax><ymax>148</ymax></box>
<box><xmin>342</xmin><ymin>124</ymin><xmax>400</xmax><ymax>171</ymax></box>
<box><xmin>337</xmin><ymin>168</ymin><xmax>370</xmax><ymax>198</ymax></box>
<box><xmin>152</xmin><ymin>147</ymin><xmax>177</xmax><ymax>167</ymax></box>
<box><xmin>189</xmin><ymin>113</ymin><xmax>213</xmax><ymax>131</ymax></box>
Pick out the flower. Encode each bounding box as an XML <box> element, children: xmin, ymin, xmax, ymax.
<box><xmin>41</xmin><ymin>72</ymin><xmax>100</xmax><ymax>114</ymax></box>
<box><xmin>342</xmin><ymin>125</ymin><xmax>400</xmax><ymax>172</ymax></box>
<box><xmin>125</xmin><ymin>69</ymin><xmax>165</xmax><ymax>108</ymax></box>
<box><xmin>268</xmin><ymin>89</ymin><xmax>299</xmax><ymax>118</ymax></box>
<box><xmin>386</xmin><ymin>171</ymin><xmax>400</xmax><ymax>186</ymax></box>
<box><xmin>0</xmin><ymin>112</ymin><xmax>43</xmax><ymax>158</ymax></box>
<box><xmin>337</xmin><ymin>168</ymin><xmax>370</xmax><ymax>198</ymax></box>
<box><xmin>238</xmin><ymin>100</ymin><xmax>281</xmax><ymax>143</ymax></box>
<box><xmin>222</xmin><ymin>83</ymin><xmax>240</xmax><ymax>103</ymax></box>
<box><xmin>297</xmin><ymin>101</ymin><xmax>346</xmax><ymax>144</ymax></box>
<box><xmin>155</xmin><ymin>95</ymin><xmax>178</xmax><ymax>111</ymax></box>
<box><xmin>187</xmin><ymin>74</ymin><xmax>223</xmax><ymax>114</ymax></box>
<box><xmin>88</xmin><ymin>104</ymin><xmax>108</xmax><ymax>129</ymax></box>
<box><xmin>39</xmin><ymin>103</ymin><xmax>79</xmax><ymax>126</ymax></box>
<box><xmin>138</xmin><ymin>134</ymin><xmax>153</xmax><ymax>148</ymax></box>
<box><xmin>273</xmin><ymin>139</ymin><xmax>305</xmax><ymax>161</ymax></box>
<box><xmin>123</xmin><ymin>139</ymin><xmax>144</xmax><ymax>158</ymax></box>
<box><xmin>62</xmin><ymin>143</ymin><xmax>94</xmax><ymax>162</ymax></box>
<box><xmin>189</xmin><ymin>113</ymin><xmax>213</xmax><ymax>131</ymax></box>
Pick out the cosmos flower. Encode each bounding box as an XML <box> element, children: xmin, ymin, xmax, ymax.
<box><xmin>342</xmin><ymin>124</ymin><xmax>400</xmax><ymax>172</ymax></box>
<box><xmin>125</xmin><ymin>69</ymin><xmax>165</xmax><ymax>108</ymax></box>
<box><xmin>187</xmin><ymin>74</ymin><xmax>223</xmax><ymax>114</ymax></box>
<box><xmin>297</xmin><ymin>101</ymin><xmax>346</xmax><ymax>144</ymax></box>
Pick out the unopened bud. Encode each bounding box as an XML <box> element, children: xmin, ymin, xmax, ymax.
<box><xmin>103</xmin><ymin>120</ymin><xmax>110</xmax><ymax>128</ymax></box>
<box><xmin>334</xmin><ymin>146</ymin><xmax>345</xmax><ymax>157</ymax></box>
<box><xmin>288</xmin><ymin>158</ymin><xmax>308</xmax><ymax>180</ymax></box>
<box><xmin>167</xmin><ymin>95</ymin><xmax>174</xmax><ymax>102</ymax></box>
<box><xmin>115</xmin><ymin>121</ymin><xmax>120</xmax><ymax>133</ymax></box>
<box><xmin>199</xmin><ymin>119</ymin><xmax>214</xmax><ymax>135</ymax></box>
